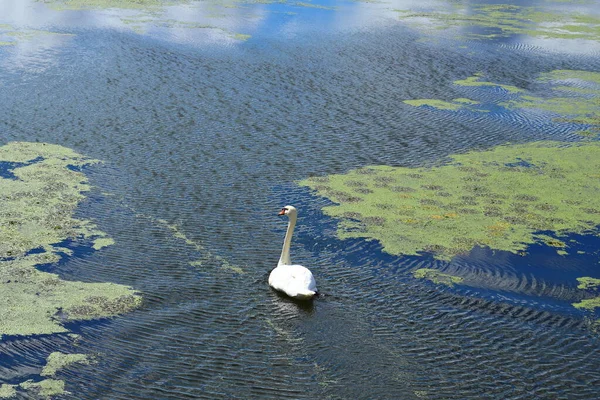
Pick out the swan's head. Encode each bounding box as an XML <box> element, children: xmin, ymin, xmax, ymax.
<box><xmin>278</xmin><ymin>205</ymin><xmax>297</xmax><ymax>217</ymax></box>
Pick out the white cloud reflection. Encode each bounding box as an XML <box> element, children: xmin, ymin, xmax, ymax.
<box><xmin>0</xmin><ymin>0</ymin><xmax>598</xmax><ymax>55</ymax></box>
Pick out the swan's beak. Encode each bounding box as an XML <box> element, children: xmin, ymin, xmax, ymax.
<box><xmin>278</xmin><ymin>208</ymin><xmax>286</xmax><ymax>216</ymax></box>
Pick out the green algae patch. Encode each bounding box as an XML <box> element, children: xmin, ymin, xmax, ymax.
<box><xmin>404</xmin><ymin>99</ymin><xmax>462</xmax><ymax>111</ymax></box>
<box><xmin>301</xmin><ymin>141</ymin><xmax>600</xmax><ymax>260</ymax></box>
<box><xmin>41</xmin><ymin>352</ymin><xmax>90</xmax><ymax>377</ymax></box>
<box><xmin>0</xmin><ymin>142</ymin><xmax>141</xmax><ymax>338</ymax></box>
<box><xmin>454</xmin><ymin>75</ymin><xmax>524</xmax><ymax>94</ymax></box>
<box><xmin>395</xmin><ymin>3</ymin><xmax>600</xmax><ymax>42</ymax></box>
<box><xmin>501</xmin><ymin>70</ymin><xmax>600</xmax><ymax>137</ymax></box>
<box><xmin>0</xmin><ymin>254</ymin><xmax>142</xmax><ymax>337</ymax></box>
<box><xmin>92</xmin><ymin>237</ymin><xmax>115</xmax><ymax>250</ymax></box>
<box><xmin>406</xmin><ymin>70</ymin><xmax>600</xmax><ymax>138</ymax></box>
<box><xmin>404</xmin><ymin>98</ymin><xmax>481</xmax><ymax>111</ymax></box>
<box><xmin>294</xmin><ymin>2</ymin><xmax>336</xmax><ymax>10</ymax></box>
<box><xmin>19</xmin><ymin>379</ymin><xmax>65</xmax><ymax>398</ymax></box>
<box><xmin>535</xmin><ymin>234</ymin><xmax>566</xmax><ymax>248</ymax></box>
<box><xmin>573</xmin><ymin>276</ymin><xmax>600</xmax><ymax>312</ymax></box>
<box><xmin>577</xmin><ymin>277</ymin><xmax>600</xmax><ymax>290</ymax></box>
<box><xmin>0</xmin><ymin>141</ymin><xmax>106</xmax><ymax>258</ymax></box>
<box><xmin>41</xmin><ymin>0</ymin><xmax>251</xmax><ymax>42</ymax></box>
<box><xmin>154</xmin><ymin>218</ymin><xmax>244</xmax><ymax>273</ymax></box>
<box><xmin>0</xmin><ymin>385</ymin><xmax>17</xmax><ymax>399</ymax></box>
<box><xmin>0</xmin><ymin>352</ymin><xmax>91</xmax><ymax>398</ymax></box>
<box><xmin>42</xmin><ymin>0</ymin><xmax>180</xmax><ymax>10</ymax></box>
<box><xmin>413</xmin><ymin>268</ymin><xmax>463</xmax><ymax>286</ymax></box>
<box><xmin>453</xmin><ymin>98</ymin><xmax>480</xmax><ymax>105</ymax></box>
<box><xmin>232</xmin><ymin>33</ymin><xmax>251</xmax><ymax>41</ymax></box>
<box><xmin>0</xmin><ymin>26</ymin><xmax>74</xmax><ymax>47</ymax></box>
<box><xmin>573</xmin><ymin>297</ymin><xmax>600</xmax><ymax>311</ymax></box>
<box><xmin>540</xmin><ymin>70</ymin><xmax>600</xmax><ymax>85</ymax></box>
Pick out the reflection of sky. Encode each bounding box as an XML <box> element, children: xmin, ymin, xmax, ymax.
<box><xmin>2</xmin><ymin>32</ymin><xmax>74</xmax><ymax>74</ymax></box>
<box><xmin>0</xmin><ymin>0</ymin><xmax>599</xmax><ymax>56</ymax></box>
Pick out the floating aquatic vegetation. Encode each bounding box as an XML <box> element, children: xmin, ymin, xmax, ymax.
<box><xmin>576</xmin><ymin>277</ymin><xmax>600</xmax><ymax>290</ymax></box>
<box><xmin>454</xmin><ymin>74</ymin><xmax>524</xmax><ymax>94</ymax></box>
<box><xmin>0</xmin><ymin>352</ymin><xmax>91</xmax><ymax>398</ymax></box>
<box><xmin>301</xmin><ymin>141</ymin><xmax>600</xmax><ymax>260</ymax></box>
<box><xmin>501</xmin><ymin>70</ymin><xmax>600</xmax><ymax>137</ymax></box>
<box><xmin>413</xmin><ymin>268</ymin><xmax>463</xmax><ymax>286</ymax></box>
<box><xmin>403</xmin><ymin>98</ymin><xmax>482</xmax><ymax>111</ymax></box>
<box><xmin>41</xmin><ymin>0</ymin><xmax>184</xmax><ymax>10</ymax></box>
<box><xmin>573</xmin><ymin>276</ymin><xmax>600</xmax><ymax>311</ymax></box>
<box><xmin>16</xmin><ymin>379</ymin><xmax>64</xmax><ymax>398</ymax></box>
<box><xmin>233</xmin><ymin>33</ymin><xmax>251</xmax><ymax>41</ymax></box>
<box><xmin>152</xmin><ymin>218</ymin><xmax>244</xmax><ymax>273</ymax></box>
<box><xmin>0</xmin><ymin>254</ymin><xmax>141</xmax><ymax>337</ymax></box>
<box><xmin>0</xmin><ymin>142</ymin><xmax>141</xmax><ymax>338</ymax></box>
<box><xmin>395</xmin><ymin>2</ymin><xmax>600</xmax><ymax>42</ymax></box>
<box><xmin>0</xmin><ymin>25</ymin><xmax>74</xmax><ymax>47</ymax></box>
<box><xmin>41</xmin><ymin>0</ymin><xmax>253</xmax><ymax>41</ymax></box>
<box><xmin>294</xmin><ymin>2</ymin><xmax>336</xmax><ymax>10</ymax></box>
<box><xmin>573</xmin><ymin>296</ymin><xmax>600</xmax><ymax>311</ymax></box>
<box><xmin>41</xmin><ymin>352</ymin><xmax>90</xmax><ymax>377</ymax></box>
<box><xmin>0</xmin><ymin>385</ymin><xmax>16</xmax><ymax>399</ymax></box>
<box><xmin>405</xmin><ymin>70</ymin><xmax>600</xmax><ymax>138</ymax></box>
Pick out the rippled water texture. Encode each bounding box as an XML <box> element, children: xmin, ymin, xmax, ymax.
<box><xmin>1</xmin><ymin>0</ymin><xmax>600</xmax><ymax>398</ymax></box>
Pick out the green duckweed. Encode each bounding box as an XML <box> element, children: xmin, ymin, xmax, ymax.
<box><xmin>154</xmin><ymin>219</ymin><xmax>244</xmax><ymax>273</ymax></box>
<box><xmin>43</xmin><ymin>0</ymin><xmax>173</xmax><ymax>10</ymax></box>
<box><xmin>0</xmin><ymin>142</ymin><xmax>141</xmax><ymax>338</ymax></box>
<box><xmin>454</xmin><ymin>75</ymin><xmax>524</xmax><ymax>93</ymax></box>
<box><xmin>577</xmin><ymin>277</ymin><xmax>600</xmax><ymax>290</ymax></box>
<box><xmin>395</xmin><ymin>3</ymin><xmax>600</xmax><ymax>42</ymax></box>
<box><xmin>301</xmin><ymin>141</ymin><xmax>600</xmax><ymax>260</ymax></box>
<box><xmin>41</xmin><ymin>352</ymin><xmax>90</xmax><ymax>377</ymax></box>
<box><xmin>573</xmin><ymin>297</ymin><xmax>600</xmax><ymax>311</ymax></box>
<box><xmin>0</xmin><ymin>385</ymin><xmax>17</xmax><ymax>399</ymax></box>
<box><xmin>18</xmin><ymin>379</ymin><xmax>65</xmax><ymax>398</ymax></box>
<box><xmin>41</xmin><ymin>1</ymin><xmax>252</xmax><ymax>41</ymax></box>
<box><xmin>573</xmin><ymin>277</ymin><xmax>600</xmax><ymax>312</ymax></box>
<box><xmin>404</xmin><ymin>70</ymin><xmax>600</xmax><ymax>138</ymax></box>
<box><xmin>413</xmin><ymin>268</ymin><xmax>463</xmax><ymax>286</ymax></box>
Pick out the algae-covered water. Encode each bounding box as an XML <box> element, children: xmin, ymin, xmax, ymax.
<box><xmin>0</xmin><ymin>0</ymin><xmax>599</xmax><ymax>398</ymax></box>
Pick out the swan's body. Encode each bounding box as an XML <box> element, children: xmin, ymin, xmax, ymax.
<box><xmin>268</xmin><ymin>206</ymin><xmax>317</xmax><ymax>300</ymax></box>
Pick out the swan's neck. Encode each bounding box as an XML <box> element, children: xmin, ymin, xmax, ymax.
<box><xmin>278</xmin><ymin>214</ymin><xmax>296</xmax><ymax>266</ymax></box>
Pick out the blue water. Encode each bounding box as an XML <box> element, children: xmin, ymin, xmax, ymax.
<box><xmin>0</xmin><ymin>0</ymin><xmax>599</xmax><ymax>399</ymax></box>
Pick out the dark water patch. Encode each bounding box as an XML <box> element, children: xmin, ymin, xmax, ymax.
<box><xmin>28</xmin><ymin>238</ymin><xmax>97</xmax><ymax>274</ymax></box>
<box><xmin>505</xmin><ymin>158</ymin><xmax>536</xmax><ymax>168</ymax></box>
<box><xmin>0</xmin><ymin>156</ymin><xmax>43</xmax><ymax>180</ymax></box>
<box><xmin>0</xmin><ymin>332</ymin><xmax>83</xmax><ymax>384</ymax></box>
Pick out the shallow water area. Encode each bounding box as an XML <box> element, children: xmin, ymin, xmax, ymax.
<box><xmin>1</xmin><ymin>0</ymin><xmax>600</xmax><ymax>398</ymax></box>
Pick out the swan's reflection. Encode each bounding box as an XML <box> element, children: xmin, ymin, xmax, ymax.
<box><xmin>270</xmin><ymin>289</ymin><xmax>315</xmax><ymax>316</ymax></box>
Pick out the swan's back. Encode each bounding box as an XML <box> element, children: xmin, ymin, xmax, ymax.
<box><xmin>269</xmin><ymin>264</ymin><xmax>317</xmax><ymax>300</ymax></box>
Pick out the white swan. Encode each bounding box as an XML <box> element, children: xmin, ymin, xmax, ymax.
<box><xmin>268</xmin><ymin>205</ymin><xmax>318</xmax><ymax>300</ymax></box>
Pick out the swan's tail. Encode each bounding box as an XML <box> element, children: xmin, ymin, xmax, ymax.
<box><xmin>293</xmin><ymin>290</ymin><xmax>317</xmax><ymax>300</ymax></box>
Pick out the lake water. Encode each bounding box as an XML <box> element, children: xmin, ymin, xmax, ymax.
<box><xmin>1</xmin><ymin>0</ymin><xmax>600</xmax><ymax>398</ymax></box>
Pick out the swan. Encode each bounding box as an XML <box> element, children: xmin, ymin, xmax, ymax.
<box><xmin>268</xmin><ymin>205</ymin><xmax>318</xmax><ymax>300</ymax></box>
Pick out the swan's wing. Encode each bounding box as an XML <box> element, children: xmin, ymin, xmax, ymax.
<box><xmin>269</xmin><ymin>264</ymin><xmax>317</xmax><ymax>295</ymax></box>
<box><xmin>285</xmin><ymin>264</ymin><xmax>318</xmax><ymax>293</ymax></box>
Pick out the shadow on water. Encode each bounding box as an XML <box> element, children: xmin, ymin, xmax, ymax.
<box><xmin>271</xmin><ymin>289</ymin><xmax>316</xmax><ymax>314</ymax></box>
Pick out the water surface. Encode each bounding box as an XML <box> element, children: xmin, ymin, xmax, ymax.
<box><xmin>1</xmin><ymin>0</ymin><xmax>599</xmax><ymax>398</ymax></box>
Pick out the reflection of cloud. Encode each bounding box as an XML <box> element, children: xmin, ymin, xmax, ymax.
<box><xmin>0</xmin><ymin>28</ymin><xmax>74</xmax><ymax>73</ymax></box>
<box><xmin>515</xmin><ymin>37</ymin><xmax>600</xmax><ymax>55</ymax></box>
<box><xmin>392</xmin><ymin>0</ymin><xmax>600</xmax><ymax>54</ymax></box>
<box><xmin>1</xmin><ymin>0</ymin><xmax>598</xmax><ymax>53</ymax></box>
<box><xmin>134</xmin><ymin>2</ymin><xmax>270</xmax><ymax>45</ymax></box>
